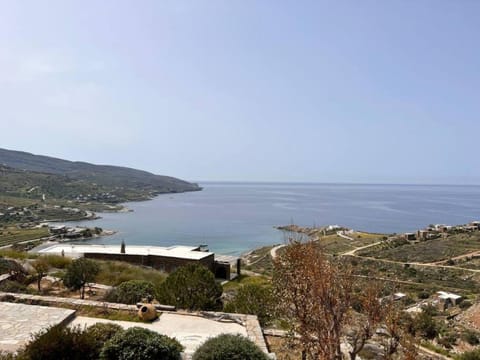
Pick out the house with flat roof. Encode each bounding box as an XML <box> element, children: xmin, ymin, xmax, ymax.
<box><xmin>38</xmin><ymin>244</ymin><xmax>239</xmax><ymax>279</ymax></box>
<box><xmin>435</xmin><ymin>291</ymin><xmax>463</xmax><ymax>310</ymax></box>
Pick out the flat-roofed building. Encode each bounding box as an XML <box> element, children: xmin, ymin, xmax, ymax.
<box><xmin>38</xmin><ymin>244</ymin><xmax>237</xmax><ymax>279</ymax></box>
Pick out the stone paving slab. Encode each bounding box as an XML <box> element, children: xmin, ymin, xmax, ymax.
<box><xmin>0</xmin><ymin>302</ymin><xmax>76</xmax><ymax>352</ymax></box>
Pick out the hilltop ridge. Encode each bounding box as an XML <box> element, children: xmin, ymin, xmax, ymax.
<box><xmin>0</xmin><ymin>148</ymin><xmax>201</xmax><ymax>204</ymax></box>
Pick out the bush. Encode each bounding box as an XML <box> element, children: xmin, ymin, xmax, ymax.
<box><xmin>105</xmin><ymin>280</ymin><xmax>156</xmax><ymax>304</ymax></box>
<box><xmin>157</xmin><ymin>264</ymin><xmax>222</xmax><ymax>310</ymax></box>
<box><xmin>192</xmin><ymin>334</ymin><xmax>268</xmax><ymax>360</ymax></box>
<box><xmin>457</xmin><ymin>349</ymin><xmax>480</xmax><ymax>360</ymax></box>
<box><xmin>414</xmin><ymin>311</ymin><xmax>438</xmax><ymax>339</ymax></box>
<box><xmin>100</xmin><ymin>327</ymin><xmax>183</xmax><ymax>360</ymax></box>
<box><xmin>83</xmin><ymin>323</ymin><xmax>124</xmax><ymax>357</ymax></box>
<box><xmin>20</xmin><ymin>325</ymin><xmax>97</xmax><ymax>360</ymax></box>
<box><xmin>460</xmin><ymin>300</ymin><xmax>473</xmax><ymax>310</ymax></box>
<box><xmin>417</xmin><ymin>291</ymin><xmax>430</xmax><ymax>299</ymax></box>
<box><xmin>223</xmin><ymin>284</ymin><xmax>274</xmax><ymax>326</ymax></box>
<box><xmin>462</xmin><ymin>330</ymin><xmax>480</xmax><ymax>346</ymax></box>
<box><xmin>438</xmin><ymin>332</ymin><xmax>457</xmax><ymax>349</ymax></box>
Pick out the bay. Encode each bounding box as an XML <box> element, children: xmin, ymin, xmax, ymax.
<box><xmin>71</xmin><ymin>182</ymin><xmax>480</xmax><ymax>255</ymax></box>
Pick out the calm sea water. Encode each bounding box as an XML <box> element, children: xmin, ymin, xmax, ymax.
<box><xmin>71</xmin><ymin>182</ymin><xmax>480</xmax><ymax>255</ymax></box>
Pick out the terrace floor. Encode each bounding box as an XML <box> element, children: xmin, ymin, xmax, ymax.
<box><xmin>0</xmin><ymin>302</ymin><xmax>76</xmax><ymax>352</ymax></box>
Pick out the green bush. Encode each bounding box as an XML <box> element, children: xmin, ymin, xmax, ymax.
<box><xmin>192</xmin><ymin>334</ymin><xmax>268</xmax><ymax>360</ymax></box>
<box><xmin>83</xmin><ymin>323</ymin><xmax>124</xmax><ymax>357</ymax></box>
<box><xmin>460</xmin><ymin>300</ymin><xmax>473</xmax><ymax>310</ymax></box>
<box><xmin>462</xmin><ymin>330</ymin><xmax>480</xmax><ymax>346</ymax></box>
<box><xmin>100</xmin><ymin>327</ymin><xmax>183</xmax><ymax>360</ymax></box>
<box><xmin>438</xmin><ymin>332</ymin><xmax>457</xmax><ymax>349</ymax></box>
<box><xmin>157</xmin><ymin>264</ymin><xmax>222</xmax><ymax>310</ymax></box>
<box><xmin>105</xmin><ymin>280</ymin><xmax>156</xmax><ymax>304</ymax></box>
<box><xmin>20</xmin><ymin>325</ymin><xmax>97</xmax><ymax>360</ymax></box>
<box><xmin>417</xmin><ymin>291</ymin><xmax>430</xmax><ymax>299</ymax></box>
<box><xmin>457</xmin><ymin>349</ymin><xmax>480</xmax><ymax>360</ymax></box>
<box><xmin>223</xmin><ymin>283</ymin><xmax>274</xmax><ymax>326</ymax></box>
<box><xmin>414</xmin><ymin>311</ymin><xmax>438</xmax><ymax>339</ymax></box>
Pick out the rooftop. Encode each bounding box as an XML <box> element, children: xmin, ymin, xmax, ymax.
<box><xmin>38</xmin><ymin>244</ymin><xmax>213</xmax><ymax>260</ymax></box>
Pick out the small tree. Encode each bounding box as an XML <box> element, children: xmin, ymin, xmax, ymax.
<box><xmin>157</xmin><ymin>264</ymin><xmax>222</xmax><ymax>310</ymax></box>
<box><xmin>63</xmin><ymin>258</ymin><xmax>99</xmax><ymax>299</ymax></box>
<box><xmin>224</xmin><ymin>283</ymin><xmax>274</xmax><ymax>326</ymax></box>
<box><xmin>100</xmin><ymin>327</ymin><xmax>183</xmax><ymax>360</ymax></box>
<box><xmin>32</xmin><ymin>258</ymin><xmax>50</xmax><ymax>292</ymax></box>
<box><xmin>193</xmin><ymin>334</ymin><xmax>268</xmax><ymax>360</ymax></box>
<box><xmin>346</xmin><ymin>282</ymin><xmax>385</xmax><ymax>360</ymax></box>
<box><xmin>120</xmin><ymin>240</ymin><xmax>126</xmax><ymax>254</ymax></box>
<box><xmin>273</xmin><ymin>239</ymin><xmax>415</xmax><ymax>359</ymax></box>
<box><xmin>273</xmin><ymin>240</ymin><xmax>353</xmax><ymax>359</ymax></box>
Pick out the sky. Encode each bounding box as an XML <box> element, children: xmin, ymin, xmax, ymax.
<box><xmin>0</xmin><ymin>1</ymin><xmax>479</xmax><ymax>184</ymax></box>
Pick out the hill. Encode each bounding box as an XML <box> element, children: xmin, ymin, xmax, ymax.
<box><xmin>0</xmin><ymin>148</ymin><xmax>201</xmax><ymax>203</ymax></box>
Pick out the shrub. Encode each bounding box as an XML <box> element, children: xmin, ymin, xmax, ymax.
<box><xmin>157</xmin><ymin>264</ymin><xmax>222</xmax><ymax>311</ymax></box>
<box><xmin>20</xmin><ymin>325</ymin><xmax>97</xmax><ymax>360</ymax></box>
<box><xmin>417</xmin><ymin>291</ymin><xmax>430</xmax><ymax>299</ymax></box>
<box><xmin>83</xmin><ymin>323</ymin><xmax>124</xmax><ymax>357</ymax></box>
<box><xmin>105</xmin><ymin>280</ymin><xmax>156</xmax><ymax>304</ymax></box>
<box><xmin>100</xmin><ymin>327</ymin><xmax>183</xmax><ymax>360</ymax></box>
<box><xmin>462</xmin><ymin>330</ymin><xmax>480</xmax><ymax>346</ymax></box>
<box><xmin>457</xmin><ymin>349</ymin><xmax>480</xmax><ymax>360</ymax></box>
<box><xmin>414</xmin><ymin>311</ymin><xmax>438</xmax><ymax>339</ymax></box>
<box><xmin>438</xmin><ymin>332</ymin><xmax>457</xmax><ymax>349</ymax></box>
<box><xmin>460</xmin><ymin>300</ymin><xmax>473</xmax><ymax>310</ymax></box>
<box><xmin>192</xmin><ymin>334</ymin><xmax>268</xmax><ymax>360</ymax></box>
<box><xmin>223</xmin><ymin>283</ymin><xmax>274</xmax><ymax>326</ymax></box>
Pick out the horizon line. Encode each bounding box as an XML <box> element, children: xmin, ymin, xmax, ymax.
<box><xmin>193</xmin><ymin>180</ymin><xmax>480</xmax><ymax>187</ymax></box>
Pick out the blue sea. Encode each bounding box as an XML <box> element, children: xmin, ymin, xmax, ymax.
<box><xmin>71</xmin><ymin>182</ymin><xmax>480</xmax><ymax>255</ymax></box>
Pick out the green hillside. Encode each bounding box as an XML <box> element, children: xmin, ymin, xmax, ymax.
<box><xmin>0</xmin><ymin>148</ymin><xmax>201</xmax><ymax>203</ymax></box>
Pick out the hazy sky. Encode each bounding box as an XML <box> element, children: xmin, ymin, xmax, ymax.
<box><xmin>1</xmin><ymin>1</ymin><xmax>479</xmax><ymax>184</ymax></box>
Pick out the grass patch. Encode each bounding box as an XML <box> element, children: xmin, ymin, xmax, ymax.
<box><xmin>76</xmin><ymin>305</ymin><xmax>141</xmax><ymax>322</ymax></box>
<box><xmin>95</xmin><ymin>260</ymin><xmax>166</xmax><ymax>288</ymax></box>
<box><xmin>0</xmin><ymin>248</ymin><xmax>38</xmax><ymax>260</ymax></box>
<box><xmin>41</xmin><ymin>254</ymin><xmax>72</xmax><ymax>269</ymax></box>
<box><xmin>222</xmin><ymin>274</ymin><xmax>271</xmax><ymax>292</ymax></box>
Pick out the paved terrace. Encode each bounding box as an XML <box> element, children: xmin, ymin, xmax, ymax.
<box><xmin>0</xmin><ymin>302</ymin><xmax>75</xmax><ymax>352</ymax></box>
<box><xmin>0</xmin><ymin>293</ymin><xmax>270</xmax><ymax>358</ymax></box>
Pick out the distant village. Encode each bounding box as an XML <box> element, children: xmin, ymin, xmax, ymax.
<box><xmin>402</xmin><ymin>221</ymin><xmax>480</xmax><ymax>241</ymax></box>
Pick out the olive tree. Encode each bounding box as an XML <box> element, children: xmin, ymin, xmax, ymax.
<box><xmin>63</xmin><ymin>258</ymin><xmax>99</xmax><ymax>299</ymax></box>
<box><xmin>157</xmin><ymin>264</ymin><xmax>222</xmax><ymax>310</ymax></box>
<box><xmin>32</xmin><ymin>258</ymin><xmax>50</xmax><ymax>292</ymax></box>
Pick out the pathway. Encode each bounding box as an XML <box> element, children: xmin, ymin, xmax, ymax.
<box><xmin>270</xmin><ymin>244</ymin><xmax>286</xmax><ymax>259</ymax></box>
